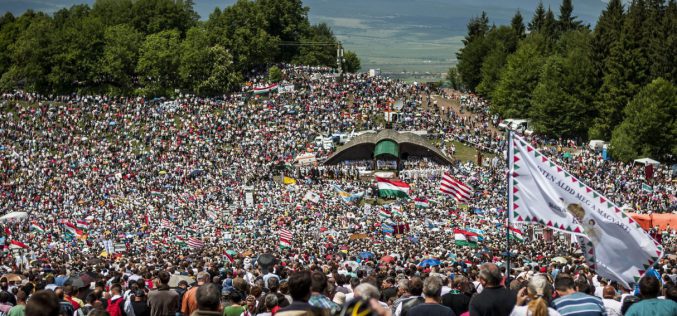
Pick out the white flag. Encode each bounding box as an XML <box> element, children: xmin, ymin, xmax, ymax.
<box><xmin>508</xmin><ymin>134</ymin><xmax>663</xmax><ymax>288</ymax></box>
<box><xmin>303</xmin><ymin>191</ymin><xmax>321</xmax><ymax>203</ymax></box>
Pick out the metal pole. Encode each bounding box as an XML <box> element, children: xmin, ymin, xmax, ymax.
<box><xmin>506</xmin><ymin>130</ymin><xmax>513</xmax><ymax>283</ymax></box>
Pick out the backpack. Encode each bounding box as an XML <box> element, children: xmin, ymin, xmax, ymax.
<box><xmin>400</xmin><ymin>297</ymin><xmax>424</xmax><ymax>316</ymax></box>
<box><xmin>107</xmin><ymin>297</ymin><xmax>126</xmax><ymax>316</ymax></box>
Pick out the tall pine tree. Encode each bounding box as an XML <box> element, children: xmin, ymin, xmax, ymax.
<box><xmin>591</xmin><ymin>0</ymin><xmax>624</xmax><ymax>90</ymax></box>
<box><xmin>558</xmin><ymin>0</ymin><xmax>582</xmax><ymax>32</ymax></box>
<box><xmin>591</xmin><ymin>0</ymin><xmax>652</xmax><ymax>140</ymax></box>
<box><xmin>511</xmin><ymin>10</ymin><xmax>526</xmax><ymax>38</ymax></box>
<box><xmin>457</xmin><ymin>11</ymin><xmax>491</xmax><ymax>91</ymax></box>
<box><xmin>528</xmin><ymin>1</ymin><xmax>546</xmax><ymax>32</ymax></box>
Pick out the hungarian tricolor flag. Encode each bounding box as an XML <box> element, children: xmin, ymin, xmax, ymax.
<box><xmin>378</xmin><ymin>209</ymin><xmax>391</xmax><ymax>219</ymax></box>
<box><xmin>454</xmin><ymin>229</ymin><xmax>478</xmax><ymax>248</ymax></box>
<box><xmin>30</xmin><ymin>223</ymin><xmax>45</xmax><ymax>233</ymax></box>
<box><xmin>9</xmin><ymin>240</ymin><xmax>29</xmax><ymax>249</ymax></box>
<box><xmin>391</xmin><ymin>205</ymin><xmax>403</xmax><ymax>217</ymax></box>
<box><xmin>376</xmin><ymin>177</ymin><xmax>410</xmax><ymax>199</ymax></box>
<box><xmin>253</xmin><ymin>84</ymin><xmax>279</xmax><ymax>95</ymax></box>
<box><xmin>63</xmin><ymin>223</ymin><xmax>84</xmax><ymax>239</ymax></box>
<box><xmin>224</xmin><ymin>251</ymin><xmax>235</xmax><ymax>263</ymax></box>
<box><xmin>508</xmin><ymin>227</ymin><xmax>525</xmax><ymax>242</ymax></box>
<box><xmin>76</xmin><ymin>220</ymin><xmax>89</xmax><ymax>230</ymax></box>
<box><xmin>414</xmin><ymin>197</ymin><xmax>429</xmax><ymax>208</ymax></box>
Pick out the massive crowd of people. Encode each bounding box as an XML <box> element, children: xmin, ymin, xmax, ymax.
<box><xmin>0</xmin><ymin>65</ymin><xmax>675</xmax><ymax>316</ymax></box>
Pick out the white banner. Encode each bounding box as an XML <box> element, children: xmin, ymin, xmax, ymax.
<box><xmin>508</xmin><ymin>134</ymin><xmax>663</xmax><ymax>288</ymax></box>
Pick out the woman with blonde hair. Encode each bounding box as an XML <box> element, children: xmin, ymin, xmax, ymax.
<box><xmin>511</xmin><ymin>274</ymin><xmax>562</xmax><ymax>316</ymax></box>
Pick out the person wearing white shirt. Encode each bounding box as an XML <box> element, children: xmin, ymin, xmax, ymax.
<box><xmin>602</xmin><ymin>286</ymin><xmax>622</xmax><ymax>316</ymax></box>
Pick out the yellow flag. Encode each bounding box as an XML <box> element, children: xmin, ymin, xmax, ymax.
<box><xmin>283</xmin><ymin>176</ymin><xmax>297</xmax><ymax>185</ymax></box>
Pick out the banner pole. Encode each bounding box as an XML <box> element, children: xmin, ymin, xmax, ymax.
<box><xmin>506</xmin><ymin>130</ymin><xmax>513</xmax><ymax>283</ymax></box>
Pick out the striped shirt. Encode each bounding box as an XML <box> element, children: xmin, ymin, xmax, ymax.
<box><xmin>553</xmin><ymin>292</ymin><xmax>608</xmax><ymax>316</ymax></box>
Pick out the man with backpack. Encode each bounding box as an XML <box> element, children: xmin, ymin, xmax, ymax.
<box><xmin>395</xmin><ymin>277</ymin><xmax>424</xmax><ymax>316</ymax></box>
<box><xmin>108</xmin><ymin>284</ymin><xmax>134</xmax><ymax>316</ymax></box>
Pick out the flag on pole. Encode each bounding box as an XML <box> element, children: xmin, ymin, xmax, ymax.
<box><xmin>279</xmin><ymin>229</ymin><xmax>293</xmax><ymax>248</ymax></box>
<box><xmin>283</xmin><ymin>176</ymin><xmax>297</xmax><ymax>185</ymax></box>
<box><xmin>440</xmin><ymin>173</ymin><xmax>474</xmax><ymax>202</ymax></box>
<box><xmin>378</xmin><ymin>209</ymin><xmax>392</xmax><ymax>220</ymax></box>
<box><xmin>508</xmin><ymin>227</ymin><xmax>525</xmax><ymax>243</ymax></box>
<box><xmin>508</xmin><ymin>133</ymin><xmax>663</xmax><ymax>288</ymax></box>
<box><xmin>376</xmin><ymin>177</ymin><xmax>410</xmax><ymax>199</ymax></box>
<box><xmin>414</xmin><ymin>197</ymin><xmax>430</xmax><ymax>208</ymax></box>
<box><xmin>453</xmin><ymin>229</ymin><xmax>478</xmax><ymax>248</ymax></box>
<box><xmin>187</xmin><ymin>237</ymin><xmax>204</xmax><ymax>249</ymax></box>
<box><xmin>9</xmin><ymin>240</ymin><xmax>29</xmax><ymax>249</ymax></box>
<box><xmin>642</xmin><ymin>183</ymin><xmax>653</xmax><ymax>193</ymax></box>
<box><xmin>384</xmin><ymin>233</ymin><xmax>395</xmax><ymax>241</ymax></box>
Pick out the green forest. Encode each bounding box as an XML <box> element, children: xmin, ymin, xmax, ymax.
<box><xmin>0</xmin><ymin>0</ymin><xmax>360</xmax><ymax>97</ymax></box>
<box><xmin>451</xmin><ymin>0</ymin><xmax>676</xmax><ymax>162</ymax></box>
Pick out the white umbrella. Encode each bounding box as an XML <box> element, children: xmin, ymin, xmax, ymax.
<box><xmin>0</xmin><ymin>212</ymin><xmax>28</xmax><ymax>222</ymax></box>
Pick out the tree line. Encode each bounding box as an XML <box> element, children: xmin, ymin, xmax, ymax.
<box><xmin>450</xmin><ymin>0</ymin><xmax>676</xmax><ymax>163</ymax></box>
<box><xmin>0</xmin><ymin>0</ymin><xmax>361</xmax><ymax>97</ymax></box>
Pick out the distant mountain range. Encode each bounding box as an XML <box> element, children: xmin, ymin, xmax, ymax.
<box><xmin>2</xmin><ymin>0</ymin><xmax>608</xmax><ymax>74</ymax></box>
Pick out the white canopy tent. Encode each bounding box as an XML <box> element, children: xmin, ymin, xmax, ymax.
<box><xmin>634</xmin><ymin>158</ymin><xmax>660</xmax><ymax>166</ymax></box>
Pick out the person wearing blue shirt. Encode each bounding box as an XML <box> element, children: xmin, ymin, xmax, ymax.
<box><xmin>625</xmin><ymin>275</ymin><xmax>677</xmax><ymax>316</ymax></box>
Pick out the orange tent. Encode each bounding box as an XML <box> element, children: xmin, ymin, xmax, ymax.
<box><xmin>629</xmin><ymin>213</ymin><xmax>677</xmax><ymax>231</ymax></box>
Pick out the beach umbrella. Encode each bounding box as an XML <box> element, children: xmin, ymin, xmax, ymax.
<box><xmin>343</xmin><ymin>261</ymin><xmax>359</xmax><ymax>270</ymax></box>
<box><xmin>551</xmin><ymin>257</ymin><xmax>568</xmax><ymax>264</ymax></box>
<box><xmin>380</xmin><ymin>255</ymin><xmax>395</xmax><ymax>263</ymax></box>
<box><xmin>169</xmin><ymin>274</ymin><xmax>195</xmax><ymax>288</ymax></box>
<box><xmin>358</xmin><ymin>251</ymin><xmax>374</xmax><ymax>259</ymax></box>
<box><xmin>418</xmin><ymin>259</ymin><xmax>441</xmax><ymax>267</ymax></box>
<box><xmin>1</xmin><ymin>274</ymin><xmax>22</xmax><ymax>282</ymax></box>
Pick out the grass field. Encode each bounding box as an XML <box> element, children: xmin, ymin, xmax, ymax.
<box><xmin>446</xmin><ymin>140</ymin><xmax>496</xmax><ymax>164</ymax></box>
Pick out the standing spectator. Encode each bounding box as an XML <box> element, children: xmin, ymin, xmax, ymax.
<box><xmin>132</xmin><ymin>291</ymin><xmax>150</xmax><ymax>316</ymax></box>
<box><xmin>54</xmin><ymin>288</ymin><xmax>76</xmax><ymax>316</ymax></box>
<box><xmin>601</xmin><ymin>286</ymin><xmax>621</xmax><ymax>316</ymax></box>
<box><xmin>182</xmin><ymin>272</ymin><xmax>210</xmax><ymax>316</ymax></box>
<box><xmin>256</xmin><ymin>294</ymin><xmax>278</xmax><ymax>316</ymax></box>
<box><xmin>190</xmin><ymin>284</ymin><xmax>221</xmax><ymax>316</ymax></box>
<box><xmin>624</xmin><ymin>276</ymin><xmax>677</xmax><ymax>316</ymax></box>
<box><xmin>395</xmin><ymin>277</ymin><xmax>424</xmax><ymax>316</ymax></box>
<box><xmin>25</xmin><ymin>291</ymin><xmax>60</xmax><ymax>316</ymax></box>
<box><xmin>468</xmin><ymin>263</ymin><xmax>516</xmax><ymax>316</ymax></box>
<box><xmin>442</xmin><ymin>276</ymin><xmax>473</xmax><ymax>316</ymax></box>
<box><xmin>511</xmin><ymin>274</ymin><xmax>561</xmax><ymax>316</ymax></box>
<box><xmin>7</xmin><ymin>290</ymin><xmax>26</xmax><ymax>316</ymax></box>
<box><xmin>552</xmin><ymin>274</ymin><xmax>606</xmax><ymax>316</ymax></box>
<box><xmin>308</xmin><ymin>272</ymin><xmax>338</xmax><ymax>312</ymax></box>
<box><xmin>147</xmin><ymin>272</ymin><xmax>179</xmax><ymax>316</ymax></box>
<box><xmin>275</xmin><ymin>271</ymin><xmax>322</xmax><ymax>316</ymax></box>
<box><xmin>407</xmin><ymin>276</ymin><xmax>455</xmax><ymax>316</ymax></box>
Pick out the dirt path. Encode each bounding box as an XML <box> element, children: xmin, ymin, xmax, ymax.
<box><xmin>419</xmin><ymin>92</ymin><xmax>500</xmax><ymax>134</ymax></box>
